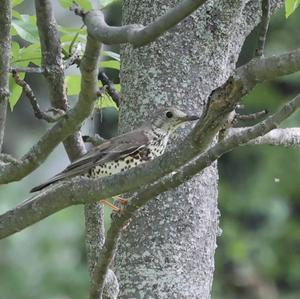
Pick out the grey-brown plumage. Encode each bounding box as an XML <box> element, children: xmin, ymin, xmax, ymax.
<box><xmin>31</xmin><ymin>107</ymin><xmax>199</xmax><ymax>192</ymax></box>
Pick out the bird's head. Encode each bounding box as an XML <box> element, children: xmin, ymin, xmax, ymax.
<box><xmin>152</xmin><ymin>106</ymin><xmax>199</xmax><ymax>134</ymax></box>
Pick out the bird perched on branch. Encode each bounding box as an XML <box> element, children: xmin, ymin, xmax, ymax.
<box><xmin>31</xmin><ymin>107</ymin><xmax>199</xmax><ymax>210</ymax></box>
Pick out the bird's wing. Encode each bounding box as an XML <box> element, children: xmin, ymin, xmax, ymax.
<box><xmin>30</xmin><ymin>129</ymin><xmax>150</xmax><ymax>192</ymax></box>
<box><xmin>64</xmin><ymin>128</ymin><xmax>150</xmax><ymax>173</ymax></box>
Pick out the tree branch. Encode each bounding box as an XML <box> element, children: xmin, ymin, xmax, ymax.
<box><xmin>228</xmin><ymin>127</ymin><xmax>300</xmax><ymax>147</ymax></box>
<box><xmin>35</xmin><ymin>0</ymin><xmax>87</xmax><ymax>161</ymax></box>
<box><xmin>0</xmin><ymin>36</ymin><xmax>101</xmax><ymax>184</ymax></box>
<box><xmin>2</xmin><ymin>90</ymin><xmax>300</xmax><ymax>240</ymax></box>
<box><xmin>89</xmin><ymin>91</ymin><xmax>300</xmax><ymax>298</ymax></box>
<box><xmin>236</xmin><ymin>48</ymin><xmax>300</xmax><ymax>90</ymax></box>
<box><xmin>10</xmin><ymin>67</ymin><xmax>45</xmax><ymax>74</ymax></box>
<box><xmin>255</xmin><ymin>0</ymin><xmax>270</xmax><ymax>57</ymax></box>
<box><xmin>0</xmin><ymin>0</ymin><xmax>11</xmax><ymax>152</ymax></box>
<box><xmin>35</xmin><ymin>0</ymin><xmax>68</xmax><ymax>110</ymax></box>
<box><xmin>0</xmin><ymin>153</ymin><xmax>19</xmax><ymax>164</ymax></box>
<box><xmin>235</xmin><ymin>109</ymin><xmax>268</xmax><ymax>121</ymax></box>
<box><xmin>0</xmin><ymin>1</ymin><xmax>101</xmax><ymax>184</ymax></box>
<box><xmin>98</xmin><ymin>71</ymin><xmax>120</xmax><ymax>107</ymax></box>
<box><xmin>12</xmin><ymin>71</ymin><xmax>65</xmax><ymax>122</ymax></box>
<box><xmin>35</xmin><ymin>3</ymin><xmax>109</xmax><ymax>296</ymax></box>
<box><xmin>84</xmin><ymin>0</ymin><xmax>208</xmax><ymax>47</ymax></box>
<box><xmin>64</xmin><ymin>43</ymin><xmax>82</xmax><ymax>69</ymax></box>
<box><xmin>1</xmin><ymin>90</ymin><xmax>300</xmax><ymax>298</ymax></box>
<box><xmin>0</xmin><ymin>44</ymin><xmax>300</xmax><ymax>181</ymax></box>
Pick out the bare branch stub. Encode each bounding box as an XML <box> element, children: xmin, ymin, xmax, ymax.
<box><xmin>12</xmin><ymin>71</ymin><xmax>64</xmax><ymax>123</ymax></box>
<box><xmin>70</xmin><ymin>2</ymin><xmax>86</xmax><ymax>18</ymax></box>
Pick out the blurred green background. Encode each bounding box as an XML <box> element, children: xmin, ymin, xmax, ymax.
<box><xmin>0</xmin><ymin>2</ymin><xmax>300</xmax><ymax>299</ymax></box>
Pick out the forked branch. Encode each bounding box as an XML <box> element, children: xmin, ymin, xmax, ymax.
<box><xmin>90</xmin><ymin>91</ymin><xmax>300</xmax><ymax>298</ymax></box>
<box><xmin>12</xmin><ymin>71</ymin><xmax>65</xmax><ymax>123</ymax></box>
<box><xmin>83</xmin><ymin>0</ymin><xmax>208</xmax><ymax>47</ymax></box>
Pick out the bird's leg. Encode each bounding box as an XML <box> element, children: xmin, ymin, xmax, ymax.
<box><xmin>99</xmin><ymin>199</ymin><xmax>121</xmax><ymax>212</ymax></box>
<box><xmin>99</xmin><ymin>196</ymin><xmax>128</xmax><ymax>213</ymax></box>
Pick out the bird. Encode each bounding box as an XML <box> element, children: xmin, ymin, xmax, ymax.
<box><xmin>30</xmin><ymin>106</ymin><xmax>199</xmax><ymax>210</ymax></box>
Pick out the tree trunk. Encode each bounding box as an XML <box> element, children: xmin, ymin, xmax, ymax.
<box><xmin>115</xmin><ymin>1</ymin><xmax>280</xmax><ymax>298</ymax></box>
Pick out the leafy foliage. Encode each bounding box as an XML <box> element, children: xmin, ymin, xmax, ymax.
<box><xmin>285</xmin><ymin>0</ymin><xmax>300</xmax><ymax>17</ymax></box>
<box><xmin>9</xmin><ymin>2</ymin><xmax>120</xmax><ymax>110</ymax></box>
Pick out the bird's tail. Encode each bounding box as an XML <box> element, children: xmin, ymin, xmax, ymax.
<box><xmin>30</xmin><ymin>173</ymin><xmax>67</xmax><ymax>192</ymax></box>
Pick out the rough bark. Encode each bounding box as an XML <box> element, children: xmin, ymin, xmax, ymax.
<box><xmin>115</xmin><ymin>0</ymin><xmax>281</xmax><ymax>298</ymax></box>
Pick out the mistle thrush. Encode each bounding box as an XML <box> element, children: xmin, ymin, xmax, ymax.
<box><xmin>30</xmin><ymin>107</ymin><xmax>199</xmax><ymax>197</ymax></box>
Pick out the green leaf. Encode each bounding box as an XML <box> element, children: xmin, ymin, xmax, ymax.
<box><xmin>77</xmin><ymin>0</ymin><xmax>93</xmax><ymax>10</ymax></box>
<box><xmin>66</xmin><ymin>75</ymin><xmax>81</xmax><ymax>96</ymax></box>
<box><xmin>12</xmin><ymin>15</ymin><xmax>39</xmax><ymax>43</ymax></box>
<box><xmin>11</xmin><ymin>41</ymin><xmax>20</xmax><ymax>61</ymax></box>
<box><xmin>101</xmin><ymin>50</ymin><xmax>120</xmax><ymax>61</ymax></box>
<box><xmin>59</xmin><ymin>25</ymin><xmax>87</xmax><ymax>34</ymax></box>
<box><xmin>12</xmin><ymin>0</ymin><xmax>24</xmax><ymax>7</ymax></box>
<box><xmin>100</xmin><ymin>60</ymin><xmax>120</xmax><ymax>70</ymax></box>
<box><xmin>96</xmin><ymin>95</ymin><xmax>118</xmax><ymax>110</ymax></box>
<box><xmin>12</xmin><ymin>43</ymin><xmax>42</xmax><ymax>66</ymax></box>
<box><xmin>114</xmin><ymin>84</ymin><xmax>121</xmax><ymax>92</ymax></box>
<box><xmin>59</xmin><ymin>0</ymin><xmax>93</xmax><ymax>10</ymax></box>
<box><xmin>58</xmin><ymin>0</ymin><xmax>74</xmax><ymax>8</ymax></box>
<box><xmin>285</xmin><ymin>0</ymin><xmax>300</xmax><ymax>17</ymax></box>
<box><xmin>100</xmin><ymin>0</ymin><xmax>117</xmax><ymax>8</ymax></box>
<box><xmin>10</xmin><ymin>26</ymin><xmax>17</xmax><ymax>36</ymax></box>
<box><xmin>9</xmin><ymin>74</ymin><xmax>25</xmax><ymax>110</ymax></box>
<box><xmin>12</xmin><ymin>10</ymin><xmax>22</xmax><ymax>20</ymax></box>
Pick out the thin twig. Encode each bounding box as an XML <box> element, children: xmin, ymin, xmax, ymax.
<box><xmin>96</xmin><ymin>85</ymin><xmax>108</xmax><ymax>98</ymax></box>
<box><xmin>69</xmin><ymin>24</ymin><xmax>85</xmax><ymax>56</ymax></box>
<box><xmin>98</xmin><ymin>71</ymin><xmax>121</xmax><ymax>106</ymax></box>
<box><xmin>10</xmin><ymin>67</ymin><xmax>45</xmax><ymax>74</ymax></box>
<box><xmin>228</xmin><ymin>127</ymin><xmax>300</xmax><ymax>147</ymax></box>
<box><xmin>12</xmin><ymin>71</ymin><xmax>65</xmax><ymax>123</ymax></box>
<box><xmin>70</xmin><ymin>2</ymin><xmax>86</xmax><ymax>18</ymax></box>
<box><xmin>235</xmin><ymin>109</ymin><xmax>268</xmax><ymax>121</ymax></box>
<box><xmin>63</xmin><ymin>44</ymin><xmax>82</xmax><ymax>69</ymax></box>
<box><xmin>255</xmin><ymin>0</ymin><xmax>270</xmax><ymax>57</ymax></box>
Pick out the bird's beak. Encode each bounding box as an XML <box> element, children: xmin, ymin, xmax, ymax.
<box><xmin>181</xmin><ymin>115</ymin><xmax>199</xmax><ymax>122</ymax></box>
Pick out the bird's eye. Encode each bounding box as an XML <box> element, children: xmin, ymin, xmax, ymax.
<box><xmin>166</xmin><ymin>111</ymin><xmax>173</xmax><ymax>118</ymax></box>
